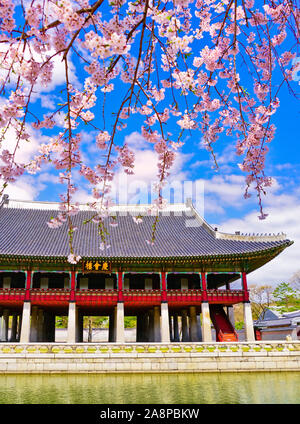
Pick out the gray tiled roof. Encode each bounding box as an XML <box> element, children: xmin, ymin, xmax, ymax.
<box><xmin>283</xmin><ymin>311</ymin><xmax>300</xmax><ymax>318</ymax></box>
<box><xmin>254</xmin><ymin>318</ymin><xmax>295</xmax><ymax>328</ymax></box>
<box><xmin>258</xmin><ymin>309</ymin><xmax>280</xmax><ymax>321</ymax></box>
<box><xmin>0</xmin><ymin>203</ymin><xmax>292</xmax><ymax>260</ymax></box>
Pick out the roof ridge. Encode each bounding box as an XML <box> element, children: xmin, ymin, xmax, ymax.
<box><xmin>185</xmin><ymin>199</ymin><xmax>217</xmax><ymax>235</ymax></box>
<box><xmin>2</xmin><ymin>196</ymin><xmax>191</xmax><ymax>213</ymax></box>
<box><xmin>215</xmin><ymin>230</ymin><xmax>288</xmax><ymax>242</ymax></box>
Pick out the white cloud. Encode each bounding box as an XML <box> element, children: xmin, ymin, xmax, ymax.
<box><xmin>72</xmin><ymin>187</ymin><xmax>94</xmax><ymax>204</ymax></box>
<box><xmin>0</xmin><ymin>126</ymin><xmax>54</xmax><ymax>201</ymax></box>
<box><xmin>68</xmin><ymin>131</ymin><xmax>193</xmax><ymax>205</ymax></box>
<box><xmin>40</xmin><ymin>95</ymin><xmax>56</xmax><ymax>110</ymax></box>
<box><xmin>189</xmin><ymin>169</ymin><xmax>300</xmax><ymax>287</ymax></box>
<box><xmin>203</xmin><ymin>196</ymin><xmax>226</xmax><ymax>215</ymax></box>
<box><xmin>218</xmin><ymin>199</ymin><xmax>300</xmax><ymax>287</ymax></box>
<box><xmin>275</xmin><ymin>163</ymin><xmax>294</xmax><ymax>171</ymax></box>
<box><xmin>111</xmin><ymin>132</ymin><xmax>192</xmax><ymax>204</ymax></box>
<box><xmin>125</xmin><ymin>131</ymin><xmax>148</xmax><ymax>150</ymax></box>
<box><xmin>37</xmin><ymin>172</ymin><xmax>60</xmax><ymax>185</ymax></box>
<box><xmin>216</xmin><ymin>143</ymin><xmax>237</xmax><ymax>166</ymax></box>
<box><xmin>198</xmin><ymin>173</ymin><xmax>290</xmax><ymax>218</ymax></box>
<box><xmin>37</xmin><ymin>51</ymin><xmax>80</xmax><ymax>93</ymax></box>
<box><xmin>202</xmin><ymin>174</ymin><xmax>247</xmax><ymax>207</ymax></box>
<box><xmin>5</xmin><ymin>175</ymin><xmax>44</xmax><ymax>200</ymax></box>
<box><xmin>190</xmin><ymin>159</ymin><xmax>212</xmax><ymax>169</ymax></box>
<box><xmin>1</xmin><ymin>126</ymin><xmax>46</xmax><ymax>164</ymax></box>
<box><xmin>0</xmin><ymin>43</ymin><xmax>80</xmax><ymax>98</ymax></box>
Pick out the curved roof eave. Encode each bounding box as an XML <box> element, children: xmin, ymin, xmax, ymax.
<box><xmin>0</xmin><ymin>240</ymin><xmax>292</xmax><ymax>264</ymax></box>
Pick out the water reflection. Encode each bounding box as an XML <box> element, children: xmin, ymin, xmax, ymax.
<box><xmin>0</xmin><ymin>372</ymin><xmax>299</xmax><ymax>404</ymax></box>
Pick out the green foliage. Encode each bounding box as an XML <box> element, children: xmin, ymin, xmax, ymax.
<box><xmin>55</xmin><ymin>315</ymin><xmax>137</xmax><ymax>329</ymax></box>
<box><xmin>272</xmin><ymin>282</ymin><xmax>300</xmax><ymax>313</ymax></box>
<box><xmin>56</xmin><ymin>316</ymin><xmax>68</xmax><ymax>328</ymax></box>
<box><xmin>235</xmin><ymin>321</ymin><xmax>244</xmax><ymax>330</ymax></box>
<box><xmin>124</xmin><ymin>316</ymin><xmax>137</xmax><ymax>328</ymax></box>
<box><xmin>86</xmin><ymin>317</ymin><xmax>109</xmax><ymax>328</ymax></box>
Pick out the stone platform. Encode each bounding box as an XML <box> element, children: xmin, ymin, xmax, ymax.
<box><xmin>0</xmin><ymin>341</ymin><xmax>299</xmax><ymax>373</ymax></box>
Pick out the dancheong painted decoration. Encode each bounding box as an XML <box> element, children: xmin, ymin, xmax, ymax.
<box><xmin>0</xmin><ymin>196</ymin><xmax>293</xmax><ymax>344</ymax></box>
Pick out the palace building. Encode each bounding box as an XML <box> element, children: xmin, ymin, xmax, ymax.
<box><xmin>0</xmin><ymin>195</ymin><xmax>293</xmax><ymax>344</ymax></box>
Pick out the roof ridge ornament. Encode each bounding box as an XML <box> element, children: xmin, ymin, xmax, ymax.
<box><xmin>0</xmin><ymin>194</ymin><xmax>9</xmax><ymax>209</ymax></box>
<box><xmin>185</xmin><ymin>197</ymin><xmax>193</xmax><ymax>208</ymax></box>
<box><xmin>215</xmin><ymin>230</ymin><xmax>288</xmax><ymax>242</ymax></box>
<box><xmin>4</xmin><ymin>198</ymin><xmax>193</xmax><ymax>214</ymax></box>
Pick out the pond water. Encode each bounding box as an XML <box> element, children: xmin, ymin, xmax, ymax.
<box><xmin>0</xmin><ymin>372</ymin><xmax>299</xmax><ymax>404</ymax></box>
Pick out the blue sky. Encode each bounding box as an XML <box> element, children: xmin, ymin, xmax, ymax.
<box><xmin>3</xmin><ymin>2</ymin><xmax>300</xmax><ymax>287</ymax></box>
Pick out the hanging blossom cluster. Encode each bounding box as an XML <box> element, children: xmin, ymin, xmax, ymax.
<box><xmin>0</xmin><ymin>0</ymin><xmax>299</xmax><ymax>262</ymax></box>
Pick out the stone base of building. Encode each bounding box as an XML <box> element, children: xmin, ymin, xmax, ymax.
<box><xmin>0</xmin><ymin>342</ymin><xmax>299</xmax><ymax>373</ymax></box>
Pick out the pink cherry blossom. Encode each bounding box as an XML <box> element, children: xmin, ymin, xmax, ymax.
<box><xmin>0</xmin><ymin>0</ymin><xmax>297</xmax><ymax>258</ymax></box>
<box><xmin>67</xmin><ymin>254</ymin><xmax>82</xmax><ymax>264</ymax></box>
<box><xmin>133</xmin><ymin>216</ymin><xmax>143</xmax><ymax>224</ymax></box>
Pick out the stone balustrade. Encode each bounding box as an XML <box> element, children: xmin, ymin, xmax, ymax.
<box><xmin>0</xmin><ymin>341</ymin><xmax>299</xmax><ymax>374</ymax></box>
<box><xmin>0</xmin><ymin>340</ymin><xmax>299</xmax><ymax>355</ymax></box>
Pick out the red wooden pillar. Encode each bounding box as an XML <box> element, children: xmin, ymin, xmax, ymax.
<box><xmin>70</xmin><ymin>271</ymin><xmax>76</xmax><ymax>302</ymax></box>
<box><xmin>201</xmin><ymin>272</ymin><xmax>208</xmax><ymax>302</ymax></box>
<box><xmin>242</xmin><ymin>272</ymin><xmax>249</xmax><ymax>302</ymax></box>
<box><xmin>24</xmin><ymin>270</ymin><xmax>32</xmax><ymax>301</ymax></box>
<box><xmin>117</xmin><ymin>271</ymin><xmax>124</xmax><ymax>302</ymax></box>
<box><xmin>161</xmin><ymin>271</ymin><xmax>167</xmax><ymax>302</ymax></box>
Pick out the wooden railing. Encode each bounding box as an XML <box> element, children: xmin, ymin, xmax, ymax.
<box><xmin>30</xmin><ymin>288</ymin><xmax>71</xmax><ymax>302</ymax></box>
<box><xmin>207</xmin><ymin>289</ymin><xmax>246</xmax><ymax>303</ymax></box>
<box><xmin>75</xmin><ymin>289</ymin><xmax>118</xmax><ymax>304</ymax></box>
<box><xmin>0</xmin><ymin>288</ymin><xmax>247</xmax><ymax>304</ymax></box>
<box><xmin>0</xmin><ymin>288</ymin><xmax>26</xmax><ymax>301</ymax></box>
<box><xmin>123</xmin><ymin>289</ymin><xmax>162</xmax><ymax>304</ymax></box>
<box><xmin>167</xmin><ymin>289</ymin><xmax>203</xmax><ymax>302</ymax></box>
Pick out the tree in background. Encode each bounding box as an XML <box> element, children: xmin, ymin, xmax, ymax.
<box><xmin>239</xmin><ymin>281</ymin><xmax>299</xmax><ymax>327</ymax></box>
<box><xmin>249</xmin><ymin>284</ymin><xmax>273</xmax><ymax>319</ymax></box>
<box><xmin>272</xmin><ymin>282</ymin><xmax>300</xmax><ymax>313</ymax></box>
